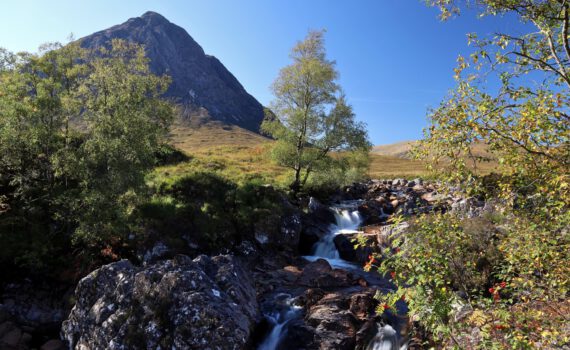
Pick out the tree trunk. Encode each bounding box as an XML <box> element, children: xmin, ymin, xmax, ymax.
<box><xmin>290</xmin><ymin>166</ymin><xmax>302</xmax><ymax>194</ymax></box>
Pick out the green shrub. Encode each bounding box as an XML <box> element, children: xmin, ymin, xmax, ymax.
<box><xmin>138</xmin><ymin>171</ymin><xmax>289</xmax><ymax>252</ymax></box>
<box><xmin>375</xmin><ymin>210</ymin><xmax>569</xmax><ymax>349</ymax></box>
<box><xmin>154</xmin><ymin>144</ymin><xmax>190</xmax><ymax>166</ymax></box>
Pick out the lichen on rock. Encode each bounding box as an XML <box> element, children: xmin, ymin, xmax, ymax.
<box><xmin>62</xmin><ymin>255</ymin><xmax>258</xmax><ymax>350</ymax></box>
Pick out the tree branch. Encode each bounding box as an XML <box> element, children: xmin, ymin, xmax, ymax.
<box><xmin>562</xmin><ymin>3</ymin><xmax>570</xmax><ymax>62</ymax></box>
<box><xmin>511</xmin><ymin>51</ymin><xmax>570</xmax><ymax>87</ymax></box>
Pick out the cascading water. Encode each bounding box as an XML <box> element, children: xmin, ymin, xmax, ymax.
<box><xmin>366</xmin><ymin>324</ymin><xmax>408</xmax><ymax>350</ymax></box>
<box><xmin>257</xmin><ymin>294</ymin><xmax>302</xmax><ymax>350</ymax></box>
<box><xmin>304</xmin><ymin>201</ymin><xmax>363</xmax><ymax>268</ymax></box>
<box><xmin>258</xmin><ymin>201</ymin><xmax>408</xmax><ymax>350</ymax></box>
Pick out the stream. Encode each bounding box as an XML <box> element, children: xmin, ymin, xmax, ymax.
<box><xmin>257</xmin><ymin>201</ymin><xmax>407</xmax><ymax>350</ymax></box>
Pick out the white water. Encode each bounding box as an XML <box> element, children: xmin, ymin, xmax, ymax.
<box><xmin>306</xmin><ymin>203</ymin><xmax>407</xmax><ymax>350</ymax></box>
<box><xmin>258</xmin><ymin>295</ymin><xmax>302</xmax><ymax>350</ymax></box>
<box><xmin>303</xmin><ymin>202</ymin><xmax>362</xmax><ymax>269</ymax></box>
<box><xmin>366</xmin><ymin>324</ymin><xmax>408</xmax><ymax>350</ymax></box>
<box><xmin>260</xmin><ymin>202</ymin><xmax>409</xmax><ymax>350</ymax></box>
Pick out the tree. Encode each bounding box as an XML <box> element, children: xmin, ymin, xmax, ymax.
<box><xmin>262</xmin><ymin>30</ymin><xmax>371</xmax><ymax>193</ymax></box>
<box><xmin>371</xmin><ymin>2</ymin><xmax>570</xmax><ymax>348</ymax></box>
<box><xmin>0</xmin><ymin>39</ymin><xmax>173</xmax><ymax>273</ymax></box>
<box><xmin>418</xmin><ymin>0</ymin><xmax>569</xmax><ymax>210</ymax></box>
<box><xmin>72</xmin><ymin>39</ymin><xmax>173</xmax><ymax>244</ymax></box>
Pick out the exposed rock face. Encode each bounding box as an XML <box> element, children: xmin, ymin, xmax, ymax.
<box><xmin>80</xmin><ymin>11</ymin><xmax>265</xmax><ymax>132</ymax></box>
<box><xmin>297</xmin><ymin>259</ymin><xmax>358</xmax><ymax>289</ymax></box>
<box><xmin>62</xmin><ymin>255</ymin><xmax>258</xmax><ymax>350</ymax></box>
<box><xmin>299</xmin><ymin>198</ymin><xmax>338</xmax><ymax>255</ymax></box>
<box><xmin>254</xmin><ymin>212</ymin><xmax>302</xmax><ymax>250</ymax></box>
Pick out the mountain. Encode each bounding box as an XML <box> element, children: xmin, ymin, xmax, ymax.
<box><xmin>80</xmin><ymin>11</ymin><xmax>265</xmax><ymax>132</ymax></box>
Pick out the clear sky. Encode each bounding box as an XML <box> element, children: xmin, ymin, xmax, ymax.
<box><xmin>0</xmin><ymin>1</ymin><xmax>524</xmax><ymax>145</ymax></box>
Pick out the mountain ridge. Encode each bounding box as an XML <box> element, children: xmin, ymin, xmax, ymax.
<box><xmin>79</xmin><ymin>11</ymin><xmax>265</xmax><ymax>132</ymax></box>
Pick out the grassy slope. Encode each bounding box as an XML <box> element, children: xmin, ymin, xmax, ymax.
<box><xmin>169</xmin><ymin>119</ymin><xmax>269</xmax><ymax>151</ymax></box>
<box><xmin>158</xmin><ymin>120</ymin><xmax>497</xmax><ymax>186</ymax></box>
<box><xmin>151</xmin><ymin>120</ymin><xmax>290</xmax><ymax>187</ymax></box>
<box><xmin>372</xmin><ymin>140</ymin><xmax>417</xmax><ymax>158</ymax></box>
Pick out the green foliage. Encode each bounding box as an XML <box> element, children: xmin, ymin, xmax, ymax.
<box><xmin>381</xmin><ymin>2</ymin><xmax>570</xmax><ymax>347</ymax></box>
<box><xmin>376</xmin><ymin>211</ymin><xmax>569</xmax><ymax>348</ymax></box>
<box><xmin>262</xmin><ymin>30</ymin><xmax>371</xmax><ymax>193</ymax></box>
<box><xmin>154</xmin><ymin>143</ymin><xmax>190</xmax><ymax>166</ymax></box>
<box><xmin>417</xmin><ymin>0</ymin><xmax>569</xmax><ymax>210</ymax></box>
<box><xmin>304</xmin><ymin>149</ymin><xmax>371</xmax><ymax>196</ymax></box>
<box><xmin>141</xmin><ymin>170</ymin><xmax>286</xmax><ymax>252</ymax></box>
<box><xmin>0</xmin><ymin>39</ymin><xmax>174</xmax><ymax>275</ymax></box>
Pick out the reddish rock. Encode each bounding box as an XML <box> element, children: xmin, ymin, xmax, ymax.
<box><xmin>349</xmin><ymin>293</ymin><xmax>377</xmax><ymax>321</ymax></box>
<box><xmin>298</xmin><ymin>259</ymin><xmax>356</xmax><ymax>288</ymax></box>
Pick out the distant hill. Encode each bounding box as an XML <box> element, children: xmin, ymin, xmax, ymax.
<box><xmin>80</xmin><ymin>11</ymin><xmax>265</xmax><ymax>132</ymax></box>
<box><xmin>372</xmin><ymin>141</ymin><xmax>417</xmax><ymax>158</ymax></box>
<box><xmin>372</xmin><ymin>140</ymin><xmax>498</xmax><ymax>176</ymax></box>
<box><xmin>373</xmin><ymin>140</ymin><xmax>494</xmax><ymax>159</ymax></box>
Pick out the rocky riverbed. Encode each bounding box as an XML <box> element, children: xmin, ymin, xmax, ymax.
<box><xmin>1</xmin><ymin>179</ymin><xmax>483</xmax><ymax>349</ymax></box>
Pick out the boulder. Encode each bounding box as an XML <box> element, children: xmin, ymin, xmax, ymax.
<box><xmin>62</xmin><ymin>255</ymin><xmax>258</xmax><ymax>350</ymax></box>
<box><xmin>305</xmin><ymin>292</ymin><xmax>360</xmax><ymax>350</ymax></box>
<box><xmin>254</xmin><ymin>212</ymin><xmax>301</xmax><ymax>250</ymax></box>
<box><xmin>0</xmin><ymin>281</ymin><xmax>69</xmax><ymax>340</ymax></box>
<box><xmin>308</xmin><ymin>197</ymin><xmax>337</xmax><ymax>225</ymax></box>
<box><xmin>358</xmin><ymin>200</ymin><xmax>388</xmax><ymax>226</ymax></box>
<box><xmin>297</xmin><ymin>260</ymin><xmax>356</xmax><ymax>288</ymax></box>
<box><xmin>333</xmin><ymin>234</ymin><xmax>377</xmax><ymax>265</ymax></box>
<box><xmin>40</xmin><ymin>339</ymin><xmax>65</xmax><ymax>350</ymax></box>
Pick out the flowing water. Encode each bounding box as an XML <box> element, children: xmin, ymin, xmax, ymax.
<box><xmin>304</xmin><ymin>201</ymin><xmax>363</xmax><ymax>268</ymax></box>
<box><xmin>366</xmin><ymin>324</ymin><xmax>408</xmax><ymax>350</ymax></box>
<box><xmin>258</xmin><ymin>201</ymin><xmax>407</xmax><ymax>350</ymax></box>
<box><xmin>257</xmin><ymin>294</ymin><xmax>302</xmax><ymax>350</ymax></box>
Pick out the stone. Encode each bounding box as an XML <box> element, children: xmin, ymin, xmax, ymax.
<box><xmin>62</xmin><ymin>255</ymin><xmax>258</xmax><ymax>350</ymax></box>
<box><xmin>1</xmin><ymin>328</ymin><xmax>22</xmax><ymax>347</ymax></box>
<box><xmin>349</xmin><ymin>293</ymin><xmax>376</xmax><ymax>321</ymax></box>
<box><xmin>41</xmin><ymin>339</ymin><xmax>66</xmax><ymax>350</ymax></box>
<box><xmin>333</xmin><ymin>234</ymin><xmax>377</xmax><ymax>265</ymax></box>
<box><xmin>141</xmin><ymin>241</ymin><xmax>170</xmax><ymax>264</ymax></box>
<box><xmin>358</xmin><ymin>200</ymin><xmax>388</xmax><ymax>226</ymax></box>
<box><xmin>308</xmin><ymin>197</ymin><xmax>337</xmax><ymax>225</ymax></box>
<box><xmin>0</xmin><ymin>321</ymin><xmax>15</xmax><ymax>338</ymax></box>
<box><xmin>298</xmin><ymin>260</ymin><xmax>356</xmax><ymax>288</ymax></box>
<box><xmin>254</xmin><ymin>212</ymin><xmax>302</xmax><ymax>249</ymax></box>
<box><xmin>305</xmin><ymin>293</ymin><xmax>359</xmax><ymax>350</ymax></box>
<box><xmin>299</xmin><ymin>214</ymin><xmax>335</xmax><ymax>255</ymax></box>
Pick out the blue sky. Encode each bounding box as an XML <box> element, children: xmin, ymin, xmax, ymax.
<box><xmin>0</xmin><ymin>1</ymin><xmax>524</xmax><ymax>145</ymax></box>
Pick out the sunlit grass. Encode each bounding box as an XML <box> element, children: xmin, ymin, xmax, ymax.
<box><xmin>152</xmin><ymin>122</ymin><xmax>499</xmax><ymax>189</ymax></box>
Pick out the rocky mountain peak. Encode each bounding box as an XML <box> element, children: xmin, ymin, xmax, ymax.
<box><xmin>80</xmin><ymin>12</ymin><xmax>265</xmax><ymax>132</ymax></box>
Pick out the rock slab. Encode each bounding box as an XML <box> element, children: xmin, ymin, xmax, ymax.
<box><xmin>62</xmin><ymin>255</ymin><xmax>258</xmax><ymax>350</ymax></box>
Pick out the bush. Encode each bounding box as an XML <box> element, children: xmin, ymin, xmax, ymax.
<box><xmin>375</xmin><ymin>210</ymin><xmax>569</xmax><ymax>349</ymax></box>
<box><xmin>138</xmin><ymin>171</ymin><xmax>288</xmax><ymax>253</ymax></box>
<box><xmin>154</xmin><ymin>144</ymin><xmax>190</xmax><ymax>166</ymax></box>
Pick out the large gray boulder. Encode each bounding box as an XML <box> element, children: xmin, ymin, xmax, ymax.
<box><xmin>62</xmin><ymin>255</ymin><xmax>258</xmax><ymax>350</ymax></box>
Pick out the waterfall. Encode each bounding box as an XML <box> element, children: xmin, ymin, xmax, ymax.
<box><xmin>333</xmin><ymin>207</ymin><xmax>362</xmax><ymax>233</ymax></box>
<box><xmin>366</xmin><ymin>324</ymin><xmax>407</xmax><ymax>350</ymax></box>
<box><xmin>257</xmin><ymin>294</ymin><xmax>302</xmax><ymax>350</ymax></box>
<box><xmin>304</xmin><ymin>202</ymin><xmax>362</xmax><ymax>268</ymax></box>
